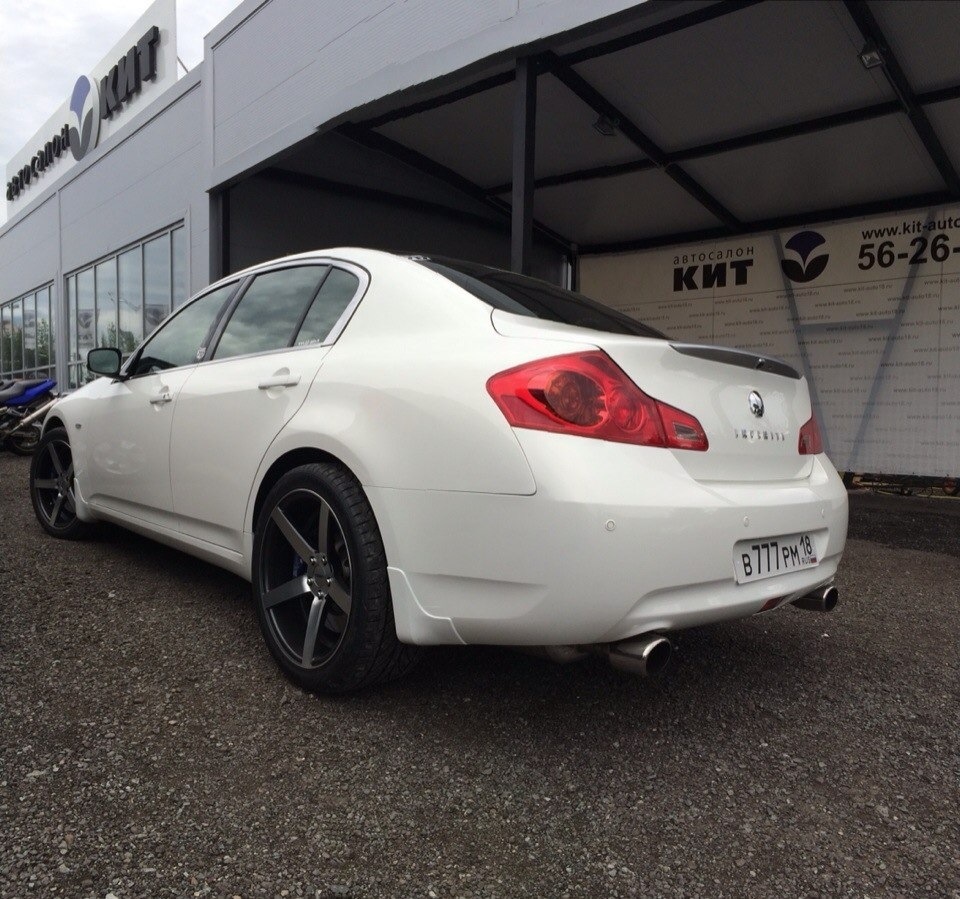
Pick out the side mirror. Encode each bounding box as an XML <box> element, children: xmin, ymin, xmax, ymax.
<box><xmin>87</xmin><ymin>347</ymin><xmax>123</xmax><ymax>378</ymax></box>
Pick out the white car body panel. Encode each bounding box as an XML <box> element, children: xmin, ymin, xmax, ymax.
<box><xmin>47</xmin><ymin>247</ymin><xmax>849</xmax><ymax>650</ymax></box>
<box><xmin>171</xmin><ymin>345</ymin><xmax>331</xmax><ymax>552</ymax></box>
<box><xmin>71</xmin><ymin>368</ymin><xmax>194</xmax><ymax>531</ymax></box>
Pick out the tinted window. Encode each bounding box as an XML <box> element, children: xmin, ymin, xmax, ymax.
<box><xmin>214</xmin><ymin>266</ymin><xmax>327</xmax><ymax>360</ymax></box>
<box><xmin>419</xmin><ymin>257</ymin><xmax>665</xmax><ymax>339</ymax></box>
<box><xmin>131</xmin><ymin>283</ymin><xmax>236</xmax><ymax>375</ymax></box>
<box><xmin>294</xmin><ymin>268</ymin><xmax>360</xmax><ymax>346</ymax></box>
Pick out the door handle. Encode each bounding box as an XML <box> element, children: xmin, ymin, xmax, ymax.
<box><xmin>258</xmin><ymin>373</ymin><xmax>301</xmax><ymax>390</ymax></box>
<box><xmin>149</xmin><ymin>390</ymin><xmax>172</xmax><ymax>405</ymax></box>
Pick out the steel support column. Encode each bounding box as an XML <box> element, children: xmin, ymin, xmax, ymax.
<box><xmin>511</xmin><ymin>57</ymin><xmax>537</xmax><ymax>275</ymax></box>
<box><xmin>209</xmin><ymin>189</ymin><xmax>229</xmax><ymax>280</ymax></box>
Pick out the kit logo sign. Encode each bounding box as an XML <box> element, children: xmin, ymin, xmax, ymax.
<box><xmin>781</xmin><ymin>230</ymin><xmax>829</xmax><ymax>283</ymax></box>
<box><xmin>5</xmin><ymin>25</ymin><xmax>161</xmax><ymax>202</ymax></box>
<box><xmin>68</xmin><ymin>76</ymin><xmax>101</xmax><ymax>162</ymax></box>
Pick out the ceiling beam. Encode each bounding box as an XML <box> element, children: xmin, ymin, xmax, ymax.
<box><xmin>545</xmin><ymin>52</ymin><xmax>742</xmax><ymax>230</ymax></box>
<box><xmin>484</xmin><ymin>78</ymin><xmax>960</xmax><ymax>196</ymax></box>
<box><xmin>843</xmin><ymin>0</ymin><xmax>960</xmax><ymax>196</ymax></box>
<box><xmin>579</xmin><ymin>189</ymin><xmax>954</xmax><ymax>255</ymax></box>
<box><xmin>337</xmin><ymin>124</ymin><xmax>573</xmax><ymax>253</ymax></box>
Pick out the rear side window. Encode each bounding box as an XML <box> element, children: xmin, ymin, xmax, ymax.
<box><xmin>294</xmin><ymin>268</ymin><xmax>360</xmax><ymax>346</ymax></box>
<box><xmin>130</xmin><ymin>283</ymin><xmax>237</xmax><ymax>375</ymax></box>
<box><xmin>213</xmin><ymin>266</ymin><xmax>328</xmax><ymax>360</ymax></box>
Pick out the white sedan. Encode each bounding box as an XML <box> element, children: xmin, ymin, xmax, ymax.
<box><xmin>30</xmin><ymin>249</ymin><xmax>848</xmax><ymax>691</ymax></box>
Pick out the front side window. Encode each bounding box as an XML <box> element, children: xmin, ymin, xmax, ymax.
<box><xmin>129</xmin><ymin>283</ymin><xmax>237</xmax><ymax>376</ymax></box>
<box><xmin>213</xmin><ymin>266</ymin><xmax>328</xmax><ymax>361</ymax></box>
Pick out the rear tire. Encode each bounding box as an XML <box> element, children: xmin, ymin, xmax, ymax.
<box><xmin>252</xmin><ymin>462</ymin><xmax>420</xmax><ymax>693</ymax></box>
<box><xmin>6</xmin><ymin>424</ymin><xmax>41</xmax><ymax>456</ymax></box>
<box><xmin>30</xmin><ymin>427</ymin><xmax>90</xmax><ymax>539</ymax></box>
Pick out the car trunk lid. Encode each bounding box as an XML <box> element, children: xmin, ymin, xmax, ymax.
<box><xmin>491</xmin><ymin>310</ymin><xmax>814</xmax><ymax>483</ymax></box>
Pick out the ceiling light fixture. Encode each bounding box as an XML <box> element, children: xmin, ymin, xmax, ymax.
<box><xmin>592</xmin><ymin>114</ymin><xmax>619</xmax><ymax>137</ymax></box>
<box><xmin>859</xmin><ymin>40</ymin><xmax>883</xmax><ymax>69</ymax></box>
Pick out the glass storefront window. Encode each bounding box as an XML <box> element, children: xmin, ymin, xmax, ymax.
<box><xmin>1</xmin><ymin>305</ymin><xmax>10</xmax><ymax>376</ymax></box>
<box><xmin>172</xmin><ymin>226</ymin><xmax>187</xmax><ymax>308</ymax></box>
<box><xmin>118</xmin><ymin>247</ymin><xmax>143</xmax><ymax>356</ymax></box>
<box><xmin>95</xmin><ymin>258</ymin><xmax>118</xmax><ymax>348</ymax></box>
<box><xmin>60</xmin><ymin>222</ymin><xmax>186</xmax><ymax>389</ymax></box>
<box><xmin>144</xmin><ymin>233</ymin><xmax>171</xmax><ymax>336</ymax></box>
<box><xmin>0</xmin><ymin>284</ymin><xmax>57</xmax><ymax>381</ymax></box>
<box><xmin>76</xmin><ymin>268</ymin><xmax>95</xmax><ymax>360</ymax></box>
<box><xmin>22</xmin><ymin>292</ymin><xmax>36</xmax><ymax>372</ymax></box>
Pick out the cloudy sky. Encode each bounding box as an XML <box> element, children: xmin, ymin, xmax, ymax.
<box><xmin>0</xmin><ymin>0</ymin><xmax>237</xmax><ymax>223</ymax></box>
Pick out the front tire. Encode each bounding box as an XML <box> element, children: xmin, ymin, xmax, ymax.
<box><xmin>30</xmin><ymin>427</ymin><xmax>90</xmax><ymax>539</ymax></box>
<box><xmin>252</xmin><ymin>462</ymin><xmax>420</xmax><ymax>693</ymax></box>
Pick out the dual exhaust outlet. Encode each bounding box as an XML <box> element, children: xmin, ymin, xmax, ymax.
<box><xmin>534</xmin><ymin>583</ymin><xmax>839</xmax><ymax>677</ymax></box>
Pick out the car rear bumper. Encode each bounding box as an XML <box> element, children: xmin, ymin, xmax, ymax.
<box><xmin>367</xmin><ymin>432</ymin><xmax>848</xmax><ymax>646</ymax></box>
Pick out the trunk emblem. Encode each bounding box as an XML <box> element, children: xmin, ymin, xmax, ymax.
<box><xmin>748</xmin><ymin>391</ymin><xmax>764</xmax><ymax>418</ymax></box>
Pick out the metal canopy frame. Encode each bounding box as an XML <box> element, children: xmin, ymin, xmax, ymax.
<box><xmin>340</xmin><ymin>0</ymin><xmax>960</xmax><ymax>268</ymax></box>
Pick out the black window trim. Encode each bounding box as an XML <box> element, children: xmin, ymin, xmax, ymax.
<box><xmin>122</xmin><ymin>278</ymin><xmax>243</xmax><ymax>379</ymax></box>
<box><xmin>200</xmin><ymin>258</ymin><xmax>369</xmax><ymax>367</ymax></box>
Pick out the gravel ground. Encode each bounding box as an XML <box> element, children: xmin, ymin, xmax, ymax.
<box><xmin>1</xmin><ymin>452</ymin><xmax>958</xmax><ymax>899</ymax></box>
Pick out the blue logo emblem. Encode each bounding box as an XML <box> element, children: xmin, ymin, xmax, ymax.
<box><xmin>68</xmin><ymin>75</ymin><xmax>100</xmax><ymax>161</ymax></box>
<box><xmin>781</xmin><ymin>231</ymin><xmax>829</xmax><ymax>283</ymax></box>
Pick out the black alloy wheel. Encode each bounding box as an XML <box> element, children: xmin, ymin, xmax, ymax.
<box><xmin>252</xmin><ymin>462</ymin><xmax>420</xmax><ymax>693</ymax></box>
<box><xmin>30</xmin><ymin>428</ymin><xmax>89</xmax><ymax>539</ymax></box>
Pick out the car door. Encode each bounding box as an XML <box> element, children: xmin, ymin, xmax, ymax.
<box><xmin>169</xmin><ymin>262</ymin><xmax>365</xmax><ymax>552</ymax></box>
<box><xmin>78</xmin><ymin>282</ymin><xmax>239</xmax><ymax>530</ymax></box>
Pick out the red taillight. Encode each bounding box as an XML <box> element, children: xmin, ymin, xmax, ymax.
<box><xmin>798</xmin><ymin>415</ymin><xmax>823</xmax><ymax>455</ymax></box>
<box><xmin>486</xmin><ymin>351</ymin><xmax>708</xmax><ymax>451</ymax></box>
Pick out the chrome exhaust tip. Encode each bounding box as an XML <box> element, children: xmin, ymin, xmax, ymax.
<box><xmin>792</xmin><ymin>584</ymin><xmax>839</xmax><ymax>613</ymax></box>
<box><xmin>607</xmin><ymin>634</ymin><xmax>673</xmax><ymax>677</ymax></box>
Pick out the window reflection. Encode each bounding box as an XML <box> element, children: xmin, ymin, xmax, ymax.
<box><xmin>95</xmin><ymin>259</ymin><xmax>118</xmax><ymax>348</ymax></box>
<box><xmin>60</xmin><ymin>222</ymin><xmax>186</xmax><ymax>386</ymax></box>
<box><xmin>144</xmin><ymin>234</ymin><xmax>171</xmax><ymax>335</ymax></box>
<box><xmin>214</xmin><ymin>266</ymin><xmax>327</xmax><ymax>360</ymax></box>
<box><xmin>118</xmin><ymin>248</ymin><xmax>143</xmax><ymax>356</ymax></box>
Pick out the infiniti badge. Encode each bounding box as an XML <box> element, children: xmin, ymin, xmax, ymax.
<box><xmin>748</xmin><ymin>391</ymin><xmax>764</xmax><ymax>418</ymax></box>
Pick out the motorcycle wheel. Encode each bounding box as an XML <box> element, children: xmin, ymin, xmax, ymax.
<box><xmin>6</xmin><ymin>426</ymin><xmax>41</xmax><ymax>456</ymax></box>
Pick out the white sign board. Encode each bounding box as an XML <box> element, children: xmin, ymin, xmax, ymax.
<box><xmin>581</xmin><ymin>205</ymin><xmax>960</xmax><ymax>477</ymax></box>
<box><xmin>5</xmin><ymin>0</ymin><xmax>177</xmax><ymax>219</ymax></box>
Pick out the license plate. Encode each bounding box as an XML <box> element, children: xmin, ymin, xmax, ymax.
<box><xmin>733</xmin><ymin>532</ymin><xmax>818</xmax><ymax>584</ymax></box>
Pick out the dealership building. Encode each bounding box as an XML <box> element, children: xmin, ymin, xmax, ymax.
<box><xmin>1</xmin><ymin>0</ymin><xmax>958</xmax><ymax>480</ymax></box>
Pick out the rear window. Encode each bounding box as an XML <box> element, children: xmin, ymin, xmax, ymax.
<box><xmin>416</xmin><ymin>257</ymin><xmax>665</xmax><ymax>339</ymax></box>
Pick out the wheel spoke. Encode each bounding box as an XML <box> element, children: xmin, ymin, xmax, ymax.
<box><xmin>317</xmin><ymin>502</ymin><xmax>331</xmax><ymax>556</ymax></box>
<box><xmin>64</xmin><ymin>489</ymin><xmax>77</xmax><ymax>514</ymax></box>
<box><xmin>271</xmin><ymin>507</ymin><xmax>315</xmax><ymax>564</ymax></box>
<box><xmin>33</xmin><ymin>479</ymin><xmax>58</xmax><ymax>491</ymax></box>
<box><xmin>324</xmin><ymin>577</ymin><xmax>352</xmax><ymax>616</ymax></box>
<box><xmin>48</xmin><ymin>444</ymin><xmax>65</xmax><ymax>475</ymax></box>
<box><xmin>262</xmin><ymin>575</ymin><xmax>311</xmax><ymax>610</ymax></box>
<box><xmin>301</xmin><ymin>596</ymin><xmax>325</xmax><ymax>666</ymax></box>
<box><xmin>64</xmin><ymin>463</ymin><xmax>74</xmax><ymax>482</ymax></box>
<box><xmin>51</xmin><ymin>494</ymin><xmax>64</xmax><ymax>525</ymax></box>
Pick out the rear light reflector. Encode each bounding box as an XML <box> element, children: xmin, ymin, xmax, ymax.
<box><xmin>798</xmin><ymin>415</ymin><xmax>823</xmax><ymax>455</ymax></box>
<box><xmin>487</xmin><ymin>351</ymin><xmax>708</xmax><ymax>450</ymax></box>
